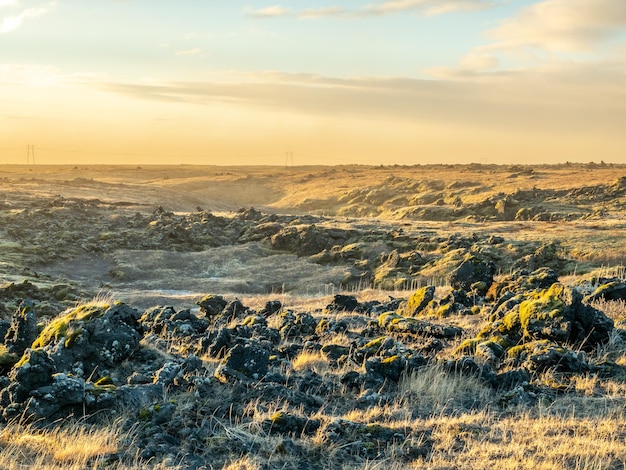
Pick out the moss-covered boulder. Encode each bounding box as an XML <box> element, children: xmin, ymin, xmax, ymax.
<box><xmin>365</xmin><ymin>353</ymin><xmax>427</xmax><ymax>385</ymax></box>
<box><xmin>584</xmin><ymin>281</ymin><xmax>626</xmax><ymax>303</ymax></box>
<box><xmin>30</xmin><ymin>301</ymin><xmax>142</xmax><ymax>378</ymax></box>
<box><xmin>486</xmin><ymin>267</ymin><xmax>559</xmax><ymax>302</ymax></box>
<box><xmin>197</xmin><ymin>294</ymin><xmax>228</xmax><ymax>317</ymax></box>
<box><xmin>517</xmin><ymin>283</ymin><xmax>613</xmax><ymax>348</ymax></box>
<box><xmin>506</xmin><ymin>340</ymin><xmax>587</xmax><ymax>373</ymax></box>
<box><xmin>403</xmin><ymin>286</ymin><xmax>435</xmax><ymax>317</ymax></box>
<box><xmin>378</xmin><ymin>312</ymin><xmax>462</xmax><ymax>338</ymax></box>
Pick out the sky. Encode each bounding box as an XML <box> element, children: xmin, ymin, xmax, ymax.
<box><xmin>0</xmin><ymin>0</ymin><xmax>625</xmax><ymax>166</ymax></box>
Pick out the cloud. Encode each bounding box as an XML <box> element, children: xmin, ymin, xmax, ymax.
<box><xmin>0</xmin><ymin>63</ymin><xmax>62</xmax><ymax>86</ymax></box>
<box><xmin>433</xmin><ymin>0</ymin><xmax>626</xmax><ymax>77</ymax></box>
<box><xmin>99</xmin><ymin>66</ymin><xmax>626</xmax><ymax>138</ymax></box>
<box><xmin>176</xmin><ymin>48</ymin><xmax>206</xmax><ymax>57</ymax></box>
<box><xmin>363</xmin><ymin>0</ymin><xmax>496</xmax><ymax>16</ymax></box>
<box><xmin>0</xmin><ymin>0</ymin><xmax>18</xmax><ymax>9</ymax></box>
<box><xmin>0</xmin><ymin>1</ymin><xmax>56</xmax><ymax>34</ymax></box>
<box><xmin>245</xmin><ymin>5</ymin><xmax>290</xmax><ymax>18</ymax></box>
<box><xmin>246</xmin><ymin>0</ymin><xmax>496</xmax><ymax>19</ymax></box>
<box><xmin>489</xmin><ymin>0</ymin><xmax>626</xmax><ymax>53</ymax></box>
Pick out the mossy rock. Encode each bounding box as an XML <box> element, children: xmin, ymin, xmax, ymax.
<box><xmin>518</xmin><ymin>283</ymin><xmax>570</xmax><ymax>342</ymax></box>
<box><xmin>32</xmin><ymin>302</ymin><xmax>110</xmax><ymax>349</ymax></box>
<box><xmin>507</xmin><ymin>339</ymin><xmax>586</xmax><ymax>373</ymax></box>
<box><xmin>403</xmin><ymin>286</ymin><xmax>435</xmax><ymax>317</ymax></box>
<box><xmin>0</xmin><ymin>345</ymin><xmax>19</xmax><ymax>366</ymax></box>
<box><xmin>378</xmin><ymin>312</ymin><xmax>462</xmax><ymax>338</ymax></box>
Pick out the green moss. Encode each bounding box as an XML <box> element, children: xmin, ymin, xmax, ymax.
<box><xmin>381</xmin><ymin>355</ymin><xmax>400</xmax><ymax>365</ymax></box>
<box><xmin>139</xmin><ymin>408</ymin><xmax>151</xmax><ymax>420</ymax></box>
<box><xmin>404</xmin><ymin>286</ymin><xmax>435</xmax><ymax>316</ymax></box>
<box><xmin>315</xmin><ymin>318</ymin><xmax>331</xmax><ymax>335</ymax></box>
<box><xmin>488</xmin><ymin>335</ymin><xmax>513</xmax><ymax>350</ymax></box>
<box><xmin>241</xmin><ymin>315</ymin><xmax>263</xmax><ymax>327</ymax></box>
<box><xmin>378</xmin><ymin>312</ymin><xmax>404</xmax><ymax>329</ymax></box>
<box><xmin>500</xmin><ymin>310</ymin><xmax>521</xmax><ymax>333</ymax></box>
<box><xmin>94</xmin><ymin>376</ymin><xmax>114</xmax><ymax>386</ymax></box>
<box><xmin>270</xmin><ymin>411</ymin><xmax>287</xmax><ymax>425</ymax></box>
<box><xmin>363</xmin><ymin>336</ymin><xmax>387</xmax><ymax>351</ymax></box>
<box><xmin>63</xmin><ymin>327</ymin><xmax>83</xmax><ymax>348</ymax></box>
<box><xmin>435</xmin><ymin>303</ymin><xmax>454</xmax><ymax>318</ymax></box>
<box><xmin>0</xmin><ymin>345</ymin><xmax>18</xmax><ymax>366</ymax></box>
<box><xmin>455</xmin><ymin>338</ymin><xmax>482</xmax><ymax>356</ymax></box>
<box><xmin>518</xmin><ymin>283</ymin><xmax>566</xmax><ymax>331</ymax></box>
<box><xmin>507</xmin><ymin>339</ymin><xmax>553</xmax><ymax>360</ymax></box>
<box><xmin>32</xmin><ymin>302</ymin><xmax>110</xmax><ymax>349</ymax></box>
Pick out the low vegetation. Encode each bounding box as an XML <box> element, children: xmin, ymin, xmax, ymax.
<box><xmin>0</xmin><ymin>164</ymin><xmax>624</xmax><ymax>468</ymax></box>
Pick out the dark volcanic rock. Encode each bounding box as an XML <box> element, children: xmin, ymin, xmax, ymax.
<box><xmin>326</xmin><ymin>294</ymin><xmax>360</xmax><ymax>312</ymax></box>
<box><xmin>487</xmin><ymin>267</ymin><xmax>559</xmax><ymax>302</ymax></box>
<box><xmin>31</xmin><ymin>302</ymin><xmax>142</xmax><ymax>379</ymax></box>
<box><xmin>585</xmin><ymin>281</ymin><xmax>626</xmax><ymax>303</ymax></box>
<box><xmin>197</xmin><ymin>294</ymin><xmax>228</xmax><ymax>317</ymax></box>
<box><xmin>4</xmin><ymin>300</ymin><xmax>38</xmax><ymax>357</ymax></box>
<box><xmin>214</xmin><ymin>343</ymin><xmax>270</xmax><ymax>383</ymax></box>
<box><xmin>269</xmin><ymin>225</ymin><xmax>333</xmax><ymax>256</ymax></box>
<box><xmin>403</xmin><ymin>286</ymin><xmax>436</xmax><ymax>317</ymax></box>
<box><xmin>447</xmin><ymin>254</ymin><xmax>496</xmax><ymax>292</ymax></box>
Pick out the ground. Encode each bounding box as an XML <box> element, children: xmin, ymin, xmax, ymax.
<box><xmin>0</xmin><ymin>163</ymin><xmax>624</xmax><ymax>469</ymax></box>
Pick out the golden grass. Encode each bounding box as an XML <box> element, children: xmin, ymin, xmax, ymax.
<box><xmin>421</xmin><ymin>408</ymin><xmax>626</xmax><ymax>470</ymax></box>
<box><xmin>399</xmin><ymin>364</ymin><xmax>495</xmax><ymax>414</ymax></box>
<box><xmin>291</xmin><ymin>351</ymin><xmax>331</xmax><ymax>375</ymax></box>
<box><xmin>0</xmin><ymin>420</ymin><xmax>122</xmax><ymax>470</ymax></box>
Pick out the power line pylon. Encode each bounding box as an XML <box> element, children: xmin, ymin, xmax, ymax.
<box><xmin>27</xmin><ymin>145</ymin><xmax>35</xmax><ymax>165</ymax></box>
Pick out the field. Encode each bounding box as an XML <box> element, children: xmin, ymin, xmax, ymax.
<box><xmin>0</xmin><ymin>163</ymin><xmax>625</xmax><ymax>469</ymax></box>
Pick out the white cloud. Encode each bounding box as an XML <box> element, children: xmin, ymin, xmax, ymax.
<box><xmin>490</xmin><ymin>0</ymin><xmax>626</xmax><ymax>52</ymax></box>
<box><xmin>0</xmin><ymin>0</ymin><xmax>18</xmax><ymax>9</ymax></box>
<box><xmin>0</xmin><ymin>1</ymin><xmax>55</xmax><ymax>34</ymax></box>
<box><xmin>435</xmin><ymin>0</ymin><xmax>626</xmax><ymax>77</ymax></box>
<box><xmin>0</xmin><ymin>63</ymin><xmax>62</xmax><ymax>86</ymax></box>
<box><xmin>245</xmin><ymin>5</ymin><xmax>290</xmax><ymax>18</ymax></box>
<box><xmin>247</xmin><ymin>0</ymin><xmax>496</xmax><ymax>19</ymax></box>
<box><xmin>364</xmin><ymin>0</ymin><xmax>495</xmax><ymax>16</ymax></box>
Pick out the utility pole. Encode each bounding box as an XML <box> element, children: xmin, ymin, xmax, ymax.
<box><xmin>26</xmin><ymin>145</ymin><xmax>35</xmax><ymax>165</ymax></box>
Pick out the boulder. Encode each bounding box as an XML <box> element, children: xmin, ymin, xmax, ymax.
<box><xmin>4</xmin><ymin>300</ymin><xmax>38</xmax><ymax>357</ymax></box>
<box><xmin>378</xmin><ymin>312</ymin><xmax>463</xmax><ymax>339</ymax></box>
<box><xmin>447</xmin><ymin>254</ymin><xmax>495</xmax><ymax>292</ymax></box>
<box><xmin>214</xmin><ymin>343</ymin><xmax>270</xmax><ymax>383</ymax></box>
<box><xmin>517</xmin><ymin>283</ymin><xmax>613</xmax><ymax>348</ymax></box>
<box><xmin>197</xmin><ymin>295</ymin><xmax>227</xmax><ymax>317</ymax></box>
<box><xmin>326</xmin><ymin>294</ymin><xmax>360</xmax><ymax>312</ymax></box>
<box><xmin>585</xmin><ymin>281</ymin><xmax>626</xmax><ymax>303</ymax></box>
<box><xmin>403</xmin><ymin>286</ymin><xmax>435</xmax><ymax>317</ymax></box>
<box><xmin>31</xmin><ymin>301</ymin><xmax>142</xmax><ymax>379</ymax></box>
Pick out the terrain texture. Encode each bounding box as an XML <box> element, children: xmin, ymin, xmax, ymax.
<box><xmin>0</xmin><ymin>163</ymin><xmax>625</xmax><ymax>469</ymax></box>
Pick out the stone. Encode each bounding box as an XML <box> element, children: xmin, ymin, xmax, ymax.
<box><xmin>197</xmin><ymin>295</ymin><xmax>227</xmax><ymax>317</ymax></box>
<box><xmin>403</xmin><ymin>286</ymin><xmax>435</xmax><ymax>317</ymax></box>
<box><xmin>4</xmin><ymin>300</ymin><xmax>38</xmax><ymax>357</ymax></box>
<box><xmin>214</xmin><ymin>343</ymin><xmax>270</xmax><ymax>383</ymax></box>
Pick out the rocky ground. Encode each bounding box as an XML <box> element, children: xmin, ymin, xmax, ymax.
<box><xmin>0</xmin><ymin>164</ymin><xmax>625</xmax><ymax>469</ymax></box>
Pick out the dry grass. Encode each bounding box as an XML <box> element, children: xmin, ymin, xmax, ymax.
<box><xmin>399</xmin><ymin>364</ymin><xmax>495</xmax><ymax>415</ymax></box>
<box><xmin>0</xmin><ymin>419</ymin><xmax>124</xmax><ymax>470</ymax></box>
<box><xmin>292</xmin><ymin>351</ymin><xmax>331</xmax><ymax>375</ymax></box>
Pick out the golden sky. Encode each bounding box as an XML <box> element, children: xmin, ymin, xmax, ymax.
<box><xmin>1</xmin><ymin>0</ymin><xmax>625</xmax><ymax>165</ymax></box>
